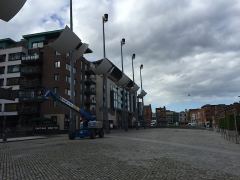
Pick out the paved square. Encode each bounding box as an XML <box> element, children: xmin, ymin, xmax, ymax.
<box><xmin>1</xmin><ymin>129</ymin><xmax>240</xmax><ymax>180</ymax></box>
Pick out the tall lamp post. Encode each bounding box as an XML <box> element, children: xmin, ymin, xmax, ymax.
<box><xmin>69</xmin><ymin>0</ymin><xmax>76</xmax><ymax>139</ymax></box>
<box><xmin>102</xmin><ymin>14</ymin><xmax>109</xmax><ymax>133</ymax></box>
<box><xmin>140</xmin><ymin>64</ymin><xmax>145</xmax><ymax>128</ymax></box>
<box><xmin>120</xmin><ymin>38</ymin><xmax>127</xmax><ymax>131</ymax></box>
<box><xmin>132</xmin><ymin>54</ymin><xmax>138</xmax><ymax>129</ymax></box>
<box><xmin>132</xmin><ymin>54</ymin><xmax>135</xmax><ymax>82</ymax></box>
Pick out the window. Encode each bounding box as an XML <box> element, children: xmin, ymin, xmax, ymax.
<box><xmin>6</xmin><ymin>77</ymin><xmax>20</xmax><ymax>86</ymax></box>
<box><xmin>5</xmin><ymin>103</ymin><xmax>18</xmax><ymax>112</ymax></box>
<box><xmin>66</xmin><ymin>76</ymin><xmax>70</xmax><ymax>83</ymax></box>
<box><xmin>66</xmin><ymin>53</ymin><xmax>70</xmax><ymax>57</ymax></box>
<box><xmin>55</xmin><ymin>51</ymin><xmax>61</xmax><ymax>56</ymax></box>
<box><xmin>7</xmin><ymin>65</ymin><xmax>20</xmax><ymax>73</ymax></box>
<box><xmin>73</xmin><ymin>67</ymin><xmax>76</xmax><ymax>74</ymax></box>
<box><xmin>54</xmin><ymin>74</ymin><xmax>59</xmax><ymax>81</ymax></box>
<box><xmin>8</xmin><ymin>52</ymin><xmax>22</xmax><ymax>61</ymax></box>
<box><xmin>0</xmin><ymin>66</ymin><xmax>5</xmax><ymax>74</ymax></box>
<box><xmin>53</xmin><ymin>87</ymin><xmax>59</xmax><ymax>93</ymax></box>
<box><xmin>53</xmin><ymin>101</ymin><xmax>57</xmax><ymax>108</ymax></box>
<box><xmin>0</xmin><ymin>54</ymin><xmax>6</xmax><ymax>62</ymax></box>
<box><xmin>55</xmin><ymin>61</ymin><xmax>60</xmax><ymax>68</ymax></box>
<box><xmin>66</xmin><ymin>64</ymin><xmax>70</xmax><ymax>71</ymax></box>
<box><xmin>0</xmin><ymin>79</ymin><xmax>4</xmax><ymax>87</ymax></box>
<box><xmin>65</xmin><ymin>89</ymin><xmax>70</xmax><ymax>96</ymax></box>
<box><xmin>32</xmin><ymin>42</ymin><xmax>44</xmax><ymax>49</ymax></box>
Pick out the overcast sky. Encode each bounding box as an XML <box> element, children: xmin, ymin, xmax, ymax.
<box><xmin>1</xmin><ymin>0</ymin><xmax>240</xmax><ymax>112</ymax></box>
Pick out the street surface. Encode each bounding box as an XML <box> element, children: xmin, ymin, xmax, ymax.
<box><xmin>0</xmin><ymin>128</ymin><xmax>240</xmax><ymax>180</ymax></box>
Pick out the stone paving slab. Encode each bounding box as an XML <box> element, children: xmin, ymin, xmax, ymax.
<box><xmin>0</xmin><ymin>129</ymin><xmax>240</xmax><ymax>180</ymax></box>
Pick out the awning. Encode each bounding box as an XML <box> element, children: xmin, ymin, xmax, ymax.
<box><xmin>0</xmin><ymin>0</ymin><xmax>27</xmax><ymax>22</ymax></box>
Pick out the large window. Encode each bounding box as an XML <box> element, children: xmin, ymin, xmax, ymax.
<box><xmin>0</xmin><ymin>66</ymin><xmax>5</xmax><ymax>74</ymax></box>
<box><xmin>32</xmin><ymin>42</ymin><xmax>44</xmax><ymax>49</ymax></box>
<box><xmin>8</xmin><ymin>52</ymin><xmax>22</xmax><ymax>61</ymax></box>
<box><xmin>0</xmin><ymin>54</ymin><xmax>6</xmax><ymax>62</ymax></box>
<box><xmin>7</xmin><ymin>65</ymin><xmax>20</xmax><ymax>73</ymax></box>
<box><xmin>55</xmin><ymin>61</ymin><xmax>60</xmax><ymax>68</ymax></box>
<box><xmin>5</xmin><ymin>103</ymin><xmax>18</xmax><ymax>112</ymax></box>
<box><xmin>6</xmin><ymin>77</ymin><xmax>20</xmax><ymax>86</ymax></box>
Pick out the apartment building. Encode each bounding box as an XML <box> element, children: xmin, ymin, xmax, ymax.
<box><xmin>0</xmin><ymin>29</ymin><xmax>92</xmax><ymax>133</ymax></box>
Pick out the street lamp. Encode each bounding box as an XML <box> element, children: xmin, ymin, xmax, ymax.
<box><xmin>69</xmin><ymin>0</ymin><xmax>76</xmax><ymax>139</ymax></box>
<box><xmin>121</xmin><ymin>38</ymin><xmax>125</xmax><ymax>72</ymax></box>
<box><xmin>102</xmin><ymin>13</ymin><xmax>109</xmax><ymax>133</ymax></box>
<box><xmin>132</xmin><ymin>54</ymin><xmax>135</xmax><ymax>82</ymax></box>
<box><xmin>120</xmin><ymin>38</ymin><xmax>127</xmax><ymax>131</ymax></box>
<box><xmin>102</xmin><ymin>14</ymin><xmax>108</xmax><ymax>58</ymax></box>
<box><xmin>140</xmin><ymin>64</ymin><xmax>145</xmax><ymax>128</ymax></box>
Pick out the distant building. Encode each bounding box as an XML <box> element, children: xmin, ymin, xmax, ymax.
<box><xmin>152</xmin><ymin>113</ymin><xmax>156</xmax><ymax>121</ymax></box>
<box><xmin>179</xmin><ymin>110</ymin><xmax>188</xmax><ymax>125</ymax></box>
<box><xmin>156</xmin><ymin>106</ymin><xmax>167</xmax><ymax>127</ymax></box>
<box><xmin>188</xmin><ymin>109</ymin><xmax>203</xmax><ymax>126</ymax></box>
<box><xmin>143</xmin><ymin>104</ymin><xmax>152</xmax><ymax>127</ymax></box>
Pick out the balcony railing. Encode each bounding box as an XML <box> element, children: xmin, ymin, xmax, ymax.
<box><xmin>21</xmin><ymin>67</ymin><xmax>41</xmax><ymax>75</ymax></box>
<box><xmin>84</xmin><ymin>78</ymin><xmax>96</xmax><ymax>85</ymax></box>
<box><xmin>20</xmin><ymin>79</ymin><xmax>41</xmax><ymax>88</ymax></box>
<box><xmin>84</xmin><ymin>88</ymin><xmax>96</xmax><ymax>95</ymax></box>
<box><xmin>19</xmin><ymin>107</ymin><xmax>39</xmax><ymax>114</ymax></box>
<box><xmin>22</xmin><ymin>54</ymin><xmax>40</xmax><ymax>62</ymax></box>
<box><xmin>84</xmin><ymin>99</ymin><xmax>96</xmax><ymax>105</ymax></box>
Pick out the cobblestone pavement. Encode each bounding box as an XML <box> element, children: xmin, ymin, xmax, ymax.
<box><xmin>0</xmin><ymin>128</ymin><xmax>240</xmax><ymax>180</ymax></box>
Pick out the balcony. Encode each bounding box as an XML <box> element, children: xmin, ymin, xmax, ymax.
<box><xmin>19</xmin><ymin>107</ymin><xmax>39</xmax><ymax>115</ymax></box>
<box><xmin>84</xmin><ymin>99</ymin><xmax>96</xmax><ymax>105</ymax></box>
<box><xmin>84</xmin><ymin>88</ymin><xmax>96</xmax><ymax>95</ymax></box>
<box><xmin>21</xmin><ymin>54</ymin><xmax>41</xmax><ymax>64</ymax></box>
<box><xmin>18</xmin><ymin>91</ymin><xmax>44</xmax><ymax>102</ymax></box>
<box><xmin>21</xmin><ymin>67</ymin><xmax>41</xmax><ymax>76</ymax></box>
<box><xmin>84</xmin><ymin>77</ymin><xmax>96</xmax><ymax>85</ymax></box>
<box><xmin>20</xmin><ymin>79</ymin><xmax>41</xmax><ymax>88</ymax></box>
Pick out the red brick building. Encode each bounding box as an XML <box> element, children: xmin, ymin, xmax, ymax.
<box><xmin>143</xmin><ymin>104</ymin><xmax>152</xmax><ymax>127</ymax></box>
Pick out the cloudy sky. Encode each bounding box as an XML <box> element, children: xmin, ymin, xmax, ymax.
<box><xmin>1</xmin><ymin>0</ymin><xmax>240</xmax><ymax>112</ymax></box>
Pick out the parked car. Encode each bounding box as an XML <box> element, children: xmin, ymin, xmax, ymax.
<box><xmin>187</xmin><ymin>122</ymin><xmax>197</xmax><ymax>127</ymax></box>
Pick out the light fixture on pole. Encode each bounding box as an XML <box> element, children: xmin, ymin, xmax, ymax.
<box><xmin>102</xmin><ymin>13</ymin><xmax>109</xmax><ymax>133</ymax></box>
<box><xmin>102</xmin><ymin>14</ymin><xmax>108</xmax><ymax>58</ymax></box>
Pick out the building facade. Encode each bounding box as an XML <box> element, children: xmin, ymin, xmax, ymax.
<box><xmin>0</xmin><ymin>29</ymin><xmax>92</xmax><ymax>133</ymax></box>
<box><xmin>143</xmin><ymin>104</ymin><xmax>152</xmax><ymax>127</ymax></box>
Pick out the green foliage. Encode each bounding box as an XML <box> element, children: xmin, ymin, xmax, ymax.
<box><xmin>219</xmin><ymin>114</ymin><xmax>239</xmax><ymax>130</ymax></box>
